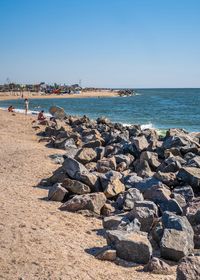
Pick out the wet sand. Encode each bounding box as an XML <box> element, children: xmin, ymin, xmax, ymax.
<box><xmin>0</xmin><ymin>110</ymin><xmax>176</xmax><ymax>280</ymax></box>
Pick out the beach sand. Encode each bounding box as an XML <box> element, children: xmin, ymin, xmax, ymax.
<box><xmin>0</xmin><ymin>90</ymin><xmax>119</xmax><ymax>101</ymax></box>
<box><xmin>0</xmin><ymin>110</ymin><xmax>176</xmax><ymax>280</ymax></box>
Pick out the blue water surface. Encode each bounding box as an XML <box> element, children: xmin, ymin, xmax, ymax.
<box><xmin>0</xmin><ymin>88</ymin><xmax>200</xmax><ymax>131</ymax></box>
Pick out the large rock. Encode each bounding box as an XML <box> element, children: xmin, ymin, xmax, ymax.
<box><xmin>162</xmin><ymin>212</ymin><xmax>194</xmax><ymax>244</ymax></box>
<box><xmin>103</xmin><ymin>215</ymin><xmax>140</xmax><ymax>232</ymax></box>
<box><xmin>143</xmin><ymin>183</ymin><xmax>171</xmax><ymax>204</ymax></box>
<box><xmin>75</xmin><ymin>148</ymin><xmax>97</xmax><ymax>164</ymax></box>
<box><xmin>62</xmin><ymin>157</ymin><xmax>88</xmax><ymax>180</ymax></box>
<box><xmin>103</xmin><ymin>215</ymin><xmax>124</xmax><ymax>230</ymax></box>
<box><xmin>96</xmin><ymin>157</ymin><xmax>117</xmax><ymax>173</ymax></box>
<box><xmin>171</xmin><ymin>193</ymin><xmax>187</xmax><ymax>208</ymax></box>
<box><xmin>48</xmin><ymin>166</ymin><xmax>67</xmax><ymax>184</ymax></box>
<box><xmin>140</xmin><ymin>151</ymin><xmax>161</xmax><ymax>170</ymax></box>
<box><xmin>53</xmin><ymin>138</ymin><xmax>77</xmax><ymax>150</ymax></box>
<box><xmin>106</xmin><ymin>230</ymin><xmax>152</xmax><ymax>264</ymax></box>
<box><xmin>187</xmin><ymin>155</ymin><xmax>200</xmax><ymax>168</ymax></box>
<box><xmin>159</xmin><ymin>199</ymin><xmax>183</xmax><ymax>215</ymax></box>
<box><xmin>116</xmin><ymin>188</ymin><xmax>144</xmax><ymax>210</ymax></box>
<box><xmin>132</xmin><ymin>135</ymin><xmax>149</xmax><ymax>152</ymax></box>
<box><xmin>95</xmin><ymin>247</ymin><xmax>116</xmax><ymax>261</ymax></box>
<box><xmin>124</xmin><ymin>174</ymin><xmax>143</xmax><ymax>188</ymax></box>
<box><xmin>62</xmin><ymin>178</ymin><xmax>90</xmax><ymax>194</ymax></box>
<box><xmin>173</xmin><ymin>185</ymin><xmax>194</xmax><ymax>202</ymax></box>
<box><xmin>176</xmin><ymin>256</ymin><xmax>200</xmax><ymax>280</ymax></box>
<box><xmin>79</xmin><ymin>172</ymin><xmax>101</xmax><ymax>192</ymax></box>
<box><xmin>193</xmin><ymin>225</ymin><xmax>200</xmax><ymax>249</ymax></box>
<box><xmin>63</xmin><ymin>157</ymin><xmax>101</xmax><ymax>191</ymax></box>
<box><xmin>177</xmin><ymin>167</ymin><xmax>200</xmax><ymax>190</ymax></box>
<box><xmin>115</xmin><ymin>154</ymin><xmax>134</xmax><ymax>167</ymax></box>
<box><xmin>163</xmin><ymin>135</ymin><xmax>190</xmax><ymax>150</ymax></box>
<box><xmin>158</xmin><ymin>157</ymin><xmax>182</xmax><ymax>173</ymax></box>
<box><xmin>128</xmin><ymin>206</ymin><xmax>155</xmax><ymax>232</ymax></box>
<box><xmin>185</xmin><ymin>198</ymin><xmax>200</xmax><ymax>226</ymax></box>
<box><xmin>134</xmin><ymin>200</ymin><xmax>158</xmax><ymax>216</ymax></box>
<box><xmin>100</xmin><ymin>172</ymin><xmax>125</xmax><ymax>198</ymax></box>
<box><xmin>48</xmin><ymin>183</ymin><xmax>68</xmax><ymax>201</ymax></box>
<box><xmin>59</xmin><ymin>192</ymin><xmax>106</xmax><ymax>214</ymax></box>
<box><xmin>135</xmin><ymin>159</ymin><xmax>153</xmax><ymax>178</ymax></box>
<box><xmin>83</xmin><ymin>140</ymin><xmax>102</xmax><ymax>149</ymax></box>
<box><xmin>134</xmin><ymin>177</ymin><xmax>161</xmax><ymax>193</ymax></box>
<box><xmin>144</xmin><ymin>257</ymin><xmax>174</xmax><ymax>275</ymax></box>
<box><xmin>154</xmin><ymin>171</ymin><xmax>178</xmax><ymax>187</ymax></box>
<box><xmin>160</xmin><ymin>229</ymin><xmax>194</xmax><ymax>261</ymax></box>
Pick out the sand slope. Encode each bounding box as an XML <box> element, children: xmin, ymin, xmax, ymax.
<box><xmin>0</xmin><ymin>110</ymin><xmax>175</xmax><ymax>280</ymax></box>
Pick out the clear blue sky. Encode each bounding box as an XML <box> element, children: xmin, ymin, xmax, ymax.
<box><xmin>1</xmin><ymin>0</ymin><xmax>200</xmax><ymax>88</ymax></box>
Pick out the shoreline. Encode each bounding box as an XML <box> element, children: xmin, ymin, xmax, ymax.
<box><xmin>0</xmin><ymin>90</ymin><xmax>119</xmax><ymax>101</ymax></box>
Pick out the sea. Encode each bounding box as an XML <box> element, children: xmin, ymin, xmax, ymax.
<box><xmin>0</xmin><ymin>88</ymin><xmax>200</xmax><ymax>132</ymax></box>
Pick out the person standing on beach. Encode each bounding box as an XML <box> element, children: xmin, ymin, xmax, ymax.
<box><xmin>24</xmin><ymin>98</ymin><xmax>29</xmax><ymax>115</ymax></box>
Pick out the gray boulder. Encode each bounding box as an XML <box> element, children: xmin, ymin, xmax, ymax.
<box><xmin>140</xmin><ymin>151</ymin><xmax>161</xmax><ymax>170</ymax></box>
<box><xmin>134</xmin><ymin>177</ymin><xmax>161</xmax><ymax>193</ymax></box>
<box><xmin>103</xmin><ymin>215</ymin><xmax>140</xmax><ymax>232</ymax></box>
<box><xmin>75</xmin><ymin>147</ymin><xmax>97</xmax><ymax>164</ymax></box>
<box><xmin>128</xmin><ymin>206</ymin><xmax>155</xmax><ymax>232</ymax></box>
<box><xmin>160</xmin><ymin>229</ymin><xmax>194</xmax><ymax>261</ymax></box>
<box><xmin>59</xmin><ymin>192</ymin><xmax>106</xmax><ymax>214</ymax></box>
<box><xmin>103</xmin><ymin>215</ymin><xmax>125</xmax><ymax>230</ymax></box>
<box><xmin>95</xmin><ymin>247</ymin><xmax>117</xmax><ymax>261</ymax></box>
<box><xmin>106</xmin><ymin>230</ymin><xmax>152</xmax><ymax>264</ymax></box>
<box><xmin>144</xmin><ymin>257</ymin><xmax>174</xmax><ymax>275</ymax></box>
<box><xmin>172</xmin><ymin>193</ymin><xmax>187</xmax><ymax>208</ymax></box>
<box><xmin>143</xmin><ymin>183</ymin><xmax>171</xmax><ymax>204</ymax></box>
<box><xmin>154</xmin><ymin>171</ymin><xmax>178</xmax><ymax>187</ymax></box>
<box><xmin>173</xmin><ymin>185</ymin><xmax>194</xmax><ymax>202</ymax></box>
<box><xmin>176</xmin><ymin>256</ymin><xmax>200</xmax><ymax>280</ymax></box>
<box><xmin>48</xmin><ymin>183</ymin><xmax>68</xmax><ymax>202</ymax></box>
<box><xmin>62</xmin><ymin>178</ymin><xmax>90</xmax><ymax>194</ymax></box>
<box><xmin>83</xmin><ymin>140</ymin><xmax>102</xmax><ymax>149</ymax></box>
<box><xmin>132</xmin><ymin>135</ymin><xmax>149</xmax><ymax>152</ymax></box>
<box><xmin>185</xmin><ymin>198</ymin><xmax>200</xmax><ymax>226</ymax></box>
<box><xmin>162</xmin><ymin>212</ymin><xmax>194</xmax><ymax>242</ymax></box>
<box><xmin>163</xmin><ymin>135</ymin><xmax>189</xmax><ymax>150</ymax></box>
<box><xmin>134</xmin><ymin>200</ymin><xmax>158</xmax><ymax>216</ymax></box>
<box><xmin>116</xmin><ymin>188</ymin><xmax>144</xmax><ymax>211</ymax></box>
<box><xmin>159</xmin><ymin>199</ymin><xmax>183</xmax><ymax>215</ymax></box>
<box><xmin>124</xmin><ymin>174</ymin><xmax>143</xmax><ymax>189</ymax></box>
<box><xmin>177</xmin><ymin>167</ymin><xmax>200</xmax><ymax>190</ymax></box>
<box><xmin>97</xmin><ymin>157</ymin><xmax>117</xmax><ymax>173</ymax></box>
<box><xmin>186</xmin><ymin>155</ymin><xmax>200</xmax><ymax>168</ymax></box>
<box><xmin>100</xmin><ymin>172</ymin><xmax>125</xmax><ymax>198</ymax></box>
<box><xmin>62</xmin><ymin>157</ymin><xmax>88</xmax><ymax>180</ymax></box>
<box><xmin>193</xmin><ymin>225</ymin><xmax>200</xmax><ymax>249</ymax></box>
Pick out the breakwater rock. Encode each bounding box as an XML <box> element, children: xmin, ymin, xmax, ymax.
<box><xmin>37</xmin><ymin>115</ymin><xmax>200</xmax><ymax>273</ymax></box>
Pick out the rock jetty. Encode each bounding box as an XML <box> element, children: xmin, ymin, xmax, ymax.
<box><xmin>36</xmin><ymin>114</ymin><xmax>200</xmax><ymax>276</ymax></box>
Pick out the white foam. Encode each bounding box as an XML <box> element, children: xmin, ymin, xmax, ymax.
<box><xmin>141</xmin><ymin>123</ymin><xmax>154</xmax><ymax>130</ymax></box>
<box><xmin>0</xmin><ymin>107</ymin><xmax>52</xmax><ymax>117</ymax></box>
<box><xmin>122</xmin><ymin>122</ymin><xmax>154</xmax><ymax>130</ymax></box>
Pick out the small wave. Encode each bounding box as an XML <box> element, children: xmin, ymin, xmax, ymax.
<box><xmin>121</xmin><ymin>122</ymin><xmax>154</xmax><ymax>130</ymax></box>
<box><xmin>141</xmin><ymin>123</ymin><xmax>154</xmax><ymax>130</ymax></box>
<box><xmin>0</xmin><ymin>107</ymin><xmax>52</xmax><ymax>117</ymax></box>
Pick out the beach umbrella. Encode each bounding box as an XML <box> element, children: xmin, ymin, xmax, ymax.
<box><xmin>49</xmin><ymin>106</ymin><xmax>66</xmax><ymax>119</ymax></box>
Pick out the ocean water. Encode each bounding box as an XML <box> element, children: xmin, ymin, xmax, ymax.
<box><xmin>1</xmin><ymin>88</ymin><xmax>200</xmax><ymax>132</ymax></box>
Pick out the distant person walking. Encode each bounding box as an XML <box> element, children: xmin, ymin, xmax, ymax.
<box><xmin>24</xmin><ymin>98</ymin><xmax>29</xmax><ymax>115</ymax></box>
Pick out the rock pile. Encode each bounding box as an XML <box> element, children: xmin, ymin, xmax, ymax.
<box><xmin>38</xmin><ymin>115</ymin><xmax>200</xmax><ymax>271</ymax></box>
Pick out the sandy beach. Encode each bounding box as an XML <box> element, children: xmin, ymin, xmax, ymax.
<box><xmin>0</xmin><ymin>90</ymin><xmax>119</xmax><ymax>101</ymax></box>
<box><xmin>0</xmin><ymin>109</ymin><xmax>176</xmax><ymax>280</ymax></box>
